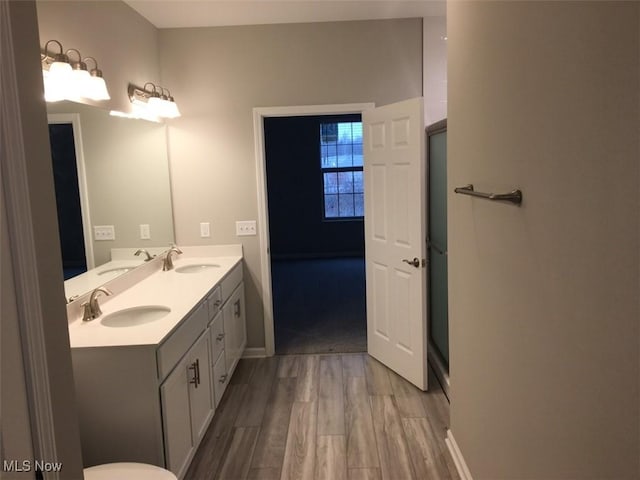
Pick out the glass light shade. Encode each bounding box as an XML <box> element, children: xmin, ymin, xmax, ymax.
<box><xmin>88</xmin><ymin>75</ymin><xmax>111</xmax><ymax>100</ymax></box>
<box><xmin>48</xmin><ymin>60</ymin><xmax>72</xmax><ymax>78</ymax></box>
<box><xmin>131</xmin><ymin>103</ymin><xmax>162</xmax><ymax>122</ymax></box>
<box><xmin>163</xmin><ymin>100</ymin><xmax>181</xmax><ymax>119</ymax></box>
<box><xmin>69</xmin><ymin>69</ymin><xmax>91</xmax><ymax>98</ymax></box>
<box><xmin>43</xmin><ymin>66</ymin><xmax>70</xmax><ymax>102</ymax></box>
<box><xmin>147</xmin><ymin>96</ymin><xmax>166</xmax><ymax>117</ymax></box>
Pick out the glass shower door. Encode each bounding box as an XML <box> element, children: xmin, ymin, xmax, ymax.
<box><xmin>428</xmin><ymin>124</ymin><xmax>448</xmax><ymax>367</ymax></box>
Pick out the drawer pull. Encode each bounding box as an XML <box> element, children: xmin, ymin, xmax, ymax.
<box><xmin>189</xmin><ymin>359</ymin><xmax>200</xmax><ymax>388</ymax></box>
<box><xmin>219</xmin><ymin>373</ymin><xmax>228</xmax><ymax>384</ymax></box>
<box><xmin>234</xmin><ymin>299</ymin><xmax>241</xmax><ymax>317</ymax></box>
<box><xmin>213</xmin><ymin>299</ymin><xmax>222</xmax><ymax>307</ymax></box>
<box><xmin>216</xmin><ymin>333</ymin><xmax>225</xmax><ymax>341</ymax></box>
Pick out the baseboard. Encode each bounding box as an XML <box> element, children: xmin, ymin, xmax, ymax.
<box><xmin>242</xmin><ymin>347</ymin><xmax>268</xmax><ymax>358</ymax></box>
<box><xmin>427</xmin><ymin>345</ymin><xmax>450</xmax><ymax>400</ymax></box>
<box><xmin>445</xmin><ymin>430</ymin><xmax>473</xmax><ymax>480</ymax></box>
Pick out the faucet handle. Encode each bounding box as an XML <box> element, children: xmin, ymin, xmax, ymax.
<box><xmin>135</xmin><ymin>248</ymin><xmax>155</xmax><ymax>262</ymax></box>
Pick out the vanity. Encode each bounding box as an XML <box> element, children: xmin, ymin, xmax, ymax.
<box><xmin>67</xmin><ymin>245</ymin><xmax>246</xmax><ymax>479</ymax></box>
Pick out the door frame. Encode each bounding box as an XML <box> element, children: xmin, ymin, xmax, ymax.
<box><xmin>47</xmin><ymin>113</ymin><xmax>95</xmax><ymax>270</ymax></box>
<box><xmin>253</xmin><ymin>103</ymin><xmax>374</xmax><ymax>356</ymax></box>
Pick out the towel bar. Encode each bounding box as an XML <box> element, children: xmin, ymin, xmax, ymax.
<box><xmin>454</xmin><ymin>184</ymin><xmax>522</xmax><ymax>205</ymax></box>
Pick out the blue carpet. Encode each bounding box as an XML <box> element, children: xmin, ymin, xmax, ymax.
<box><xmin>272</xmin><ymin>258</ymin><xmax>367</xmax><ymax>354</ymax></box>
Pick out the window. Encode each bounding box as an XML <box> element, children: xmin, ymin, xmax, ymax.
<box><xmin>320</xmin><ymin>121</ymin><xmax>364</xmax><ymax>219</ymax></box>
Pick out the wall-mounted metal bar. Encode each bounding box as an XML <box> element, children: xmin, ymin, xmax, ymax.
<box><xmin>454</xmin><ymin>184</ymin><xmax>523</xmax><ymax>205</ymax></box>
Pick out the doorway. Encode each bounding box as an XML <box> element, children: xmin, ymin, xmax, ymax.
<box><xmin>47</xmin><ymin>114</ymin><xmax>94</xmax><ymax>280</ymax></box>
<box><xmin>264</xmin><ymin>114</ymin><xmax>366</xmax><ymax>354</ymax></box>
<box><xmin>253</xmin><ymin>103</ymin><xmax>374</xmax><ymax>356</ymax></box>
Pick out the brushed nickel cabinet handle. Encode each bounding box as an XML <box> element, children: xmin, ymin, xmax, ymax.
<box><xmin>219</xmin><ymin>373</ymin><xmax>228</xmax><ymax>384</ymax></box>
<box><xmin>189</xmin><ymin>359</ymin><xmax>199</xmax><ymax>388</ymax></box>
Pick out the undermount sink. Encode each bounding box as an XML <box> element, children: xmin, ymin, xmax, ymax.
<box><xmin>174</xmin><ymin>264</ymin><xmax>220</xmax><ymax>274</ymax></box>
<box><xmin>101</xmin><ymin>305</ymin><xmax>171</xmax><ymax>328</ymax></box>
<box><xmin>98</xmin><ymin>266</ymin><xmax>136</xmax><ymax>276</ymax></box>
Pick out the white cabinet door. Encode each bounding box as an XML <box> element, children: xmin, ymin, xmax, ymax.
<box><xmin>236</xmin><ymin>283</ymin><xmax>246</xmax><ymax>359</ymax></box>
<box><xmin>161</xmin><ymin>331</ymin><xmax>214</xmax><ymax>479</ymax></box>
<box><xmin>188</xmin><ymin>332</ymin><xmax>214</xmax><ymax>444</ymax></box>
<box><xmin>211</xmin><ymin>350</ymin><xmax>228</xmax><ymax>407</ymax></box>
<box><xmin>363</xmin><ymin>97</ymin><xmax>428</xmax><ymax>390</ymax></box>
<box><xmin>161</xmin><ymin>355</ymin><xmax>194</xmax><ymax>478</ymax></box>
<box><xmin>223</xmin><ymin>282</ymin><xmax>246</xmax><ymax>376</ymax></box>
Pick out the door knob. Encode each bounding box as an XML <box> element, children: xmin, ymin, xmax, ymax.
<box><xmin>402</xmin><ymin>257</ymin><xmax>421</xmax><ymax>268</ymax></box>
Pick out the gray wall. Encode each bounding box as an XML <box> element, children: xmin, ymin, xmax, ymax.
<box><xmin>448</xmin><ymin>1</ymin><xmax>639</xmax><ymax>477</ymax></box>
<box><xmin>160</xmin><ymin>18</ymin><xmax>423</xmax><ymax>348</ymax></box>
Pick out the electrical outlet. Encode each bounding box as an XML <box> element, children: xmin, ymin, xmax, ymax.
<box><xmin>94</xmin><ymin>225</ymin><xmax>115</xmax><ymax>241</ymax></box>
<box><xmin>236</xmin><ymin>220</ymin><xmax>257</xmax><ymax>236</ymax></box>
<box><xmin>140</xmin><ymin>224</ymin><xmax>151</xmax><ymax>240</ymax></box>
<box><xmin>200</xmin><ymin>222</ymin><xmax>211</xmax><ymax>238</ymax></box>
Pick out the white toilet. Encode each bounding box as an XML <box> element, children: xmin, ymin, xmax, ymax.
<box><xmin>83</xmin><ymin>462</ymin><xmax>177</xmax><ymax>480</ymax></box>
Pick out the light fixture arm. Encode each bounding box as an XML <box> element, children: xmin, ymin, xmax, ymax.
<box><xmin>65</xmin><ymin>48</ymin><xmax>87</xmax><ymax>72</ymax></box>
<box><xmin>84</xmin><ymin>56</ymin><xmax>102</xmax><ymax>76</ymax></box>
<box><xmin>42</xmin><ymin>39</ymin><xmax>69</xmax><ymax>65</ymax></box>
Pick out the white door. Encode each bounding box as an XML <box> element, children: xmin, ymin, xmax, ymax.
<box><xmin>363</xmin><ymin>97</ymin><xmax>428</xmax><ymax>390</ymax></box>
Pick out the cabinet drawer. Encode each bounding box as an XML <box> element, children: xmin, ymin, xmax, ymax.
<box><xmin>207</xmin><ymin>286</ymin><xmax>222</xmax><ymax>320</ymax></box>
<box><xmin>157</xmin><ymin>302</ymin><xmax>208</xmax><ymax>381</ymax></box>
<box><xmin>212</xmin><ymin>351</ymin><xmax>228</xmax><ymax>408</ymax></box>
<box><xmin>220</xmin><ymin>262</ymin><xmax>243</xmax><ymax>304</ymax></box>
<box><xmin>209</xmin><ymin>311</ymin><xmax>224</xmax><ymax>363</ymax></box>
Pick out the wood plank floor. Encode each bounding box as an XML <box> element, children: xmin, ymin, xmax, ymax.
<box><xmin>186</xmin><ymin>354</ymin><xmax>459</xmax><ymax>480</ymax></box>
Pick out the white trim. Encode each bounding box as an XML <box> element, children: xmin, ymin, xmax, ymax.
<box><xmin>445</xmin><ymin>430</ymin><xmax>473</xmax><ymax>480</ymax></box>
<box><xmin>0</xmin><ymin>1</ymin><xmax>59</xmax><ymax>476</ymax></box>
<box><xmin>253</xmin><ymin>102</ymin><xmax>375</xmax><ymax>356</ymax></box>
<box><xmin>242</xmin><ymin>347</ymin><xmax>268</xmax><ymax>359</ymax></box>
<box><xmin>47</xmin><ymin>113</ymin><xmax>95</xmax><ymax>269</ymax></box>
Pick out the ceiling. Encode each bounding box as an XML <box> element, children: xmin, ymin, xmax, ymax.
<box><xmin>123</xmin><ymin>0</ymin><xmax>445</xmax><ymax>29</ymax></box>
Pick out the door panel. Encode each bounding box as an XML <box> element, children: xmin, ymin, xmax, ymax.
<box><xmin>364</xmin><ymin>97</ymin><xmax>427</xmax><ymax>390</ymax></box>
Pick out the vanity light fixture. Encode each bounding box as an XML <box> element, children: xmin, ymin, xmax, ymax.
<box><xmin>128</xmin><ymin>82</ymin><xmax>181</xmax><ymax>119</ymax></box>
<box><xmin>84</xmin><ymin>57</ymin><xmax>111</xmax><ymax>100</ymax></box>
<box><xmin>41</xmin><ymin>39</ymin><xmax>110</xmax><ymax>102</ymax></box>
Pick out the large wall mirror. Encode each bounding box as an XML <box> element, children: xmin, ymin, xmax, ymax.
<box><xmin>47</xmin><ymin>101</ymin><xmax>175</xmax><ymax>300</ymax></box>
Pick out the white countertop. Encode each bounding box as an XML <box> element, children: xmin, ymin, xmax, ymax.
<box><xmin>64</xmin><ymin>259</ymin><xmax>145</xmax><ymax>301</ymax></box>
<box><xmin>68</xmin><ymin>255</ymin><xmax>242</xmax><ymax>349</ymax></box>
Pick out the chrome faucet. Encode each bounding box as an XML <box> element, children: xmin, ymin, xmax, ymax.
<box><xmin>162</xmin><ymin>245</ymin><xmax>183</xmax><ymax>271</ymax></box>
<box><xmin>134</xmin><ymin>248</ymin><xmax>155</xmax><ymax>262</ymax></box>
<box><xmin>82</xmin><ymin>287</ymin><xmax>113</xmax><ymax>321</ymax></box>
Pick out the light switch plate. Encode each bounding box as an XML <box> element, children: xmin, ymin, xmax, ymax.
<box><xmin>236</xmin><ymin>220</ymin><xmax>257</xmax><ymax>236</ymax></box>
<box><xmin>200</xmin><ymin>222</ymin><xmax>211</xmax><ymax>238</ymax></box>
<box><xmin>94</xmin><ymin>225</ymin><xmax>115</xmax><ymax>241</ymax></box>
<box><xmin>140</xmin><ymin>224</ymin><xmax>150</xmax><ymax>240</ymax></box>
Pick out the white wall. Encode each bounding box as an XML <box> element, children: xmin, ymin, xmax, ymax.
<box><xmin>160</xmin><ymin>18</ymin><xmax>424</xmax><ymax>348</ymax></box>
<box><xmin>423</xmin><ymin>16</ymin><xmax>447</xmax><ymax>125</ymax></box>
<box><xmin>448</xmin><ymin>1</ymin><xmax>639</xmax><ymax>477</ymax></box>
